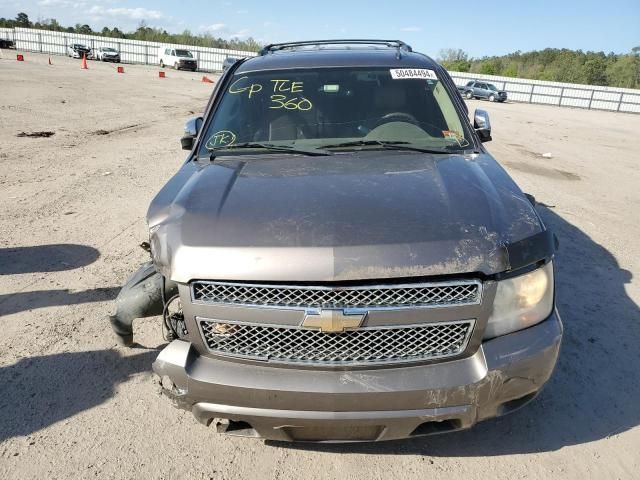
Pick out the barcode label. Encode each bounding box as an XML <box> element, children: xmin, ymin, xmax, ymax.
<box><xmin>390</xmin><ymin>69</ymin><xmax>438</xmax><ymax>80</ymax></box>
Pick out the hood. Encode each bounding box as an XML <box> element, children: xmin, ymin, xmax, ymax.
<box><xmin>148</xmin><ymin>151</ymin><xmax>544</xmax><ymax>283</ymax></box>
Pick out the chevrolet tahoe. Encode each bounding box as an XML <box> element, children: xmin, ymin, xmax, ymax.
<box><xmin>110</xmin><ymin>39</ymin><xmax>562</xmax><ymax>443</ymax></box>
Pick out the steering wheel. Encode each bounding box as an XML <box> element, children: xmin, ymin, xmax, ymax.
<box><xmin>372</xmin><ymin>112</ymin><xmax>444</xmax><ymax>137</ymax></box>
<box><xmin>375</xmin><ymin>112</ymin><xmax>418</xmax><ymax>127</ymax></box>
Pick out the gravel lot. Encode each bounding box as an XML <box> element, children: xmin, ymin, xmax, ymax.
<box><xmin>1</xmin><ymin>51</ymin><xmax>639</xmax><ymax>480</ymax></box>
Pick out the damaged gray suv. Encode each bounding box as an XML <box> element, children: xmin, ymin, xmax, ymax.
<box><xmin>110</xmin><ymin>40</ymin><xmax>562</xmax><ymax>442</ymax></box>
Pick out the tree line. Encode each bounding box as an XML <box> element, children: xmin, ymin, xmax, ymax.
<box><xmin>439</xmin><ymin>47</ymin><xmax>640</xmax><ymax>89</ymax></box>
<box><xmin>0</xmin><ymin>12</ymin><xmax>261</xmax><ymax>52</ymax></box>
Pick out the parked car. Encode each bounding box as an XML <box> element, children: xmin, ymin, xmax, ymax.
<box><xmin>67</xmin><ymin>43</ymin><xmax>92</xmax><ymax>59</ymax></box>
<box><xmin>458</xmin><ymin>80</ymin><xmax>507</xmax><ymax>102</ymax></box>
<box><xmin>222</xmin><ymin>56</ymin><xmax>238</xmax><ymax>72</ymax></box>
<box><xmin>0</xmin><ymin>38</ymin><xmax>15</xmax><ymax>49</ymax></box>
<box><xmin>110</xmin><ymin>39</ymin><xmax>561</xmax><ymax>443</ymax></box>
<box><xmin>159</xmin><ymin>47</ymin><xmax>197</xmax><ymax>71</ymax></box>
<box><xmin>95</xmin><ymin>46</ymin><xmax>120</xmax><ymax>63</ymax></box>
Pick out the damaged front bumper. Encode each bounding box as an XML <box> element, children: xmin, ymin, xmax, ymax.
<box><xmin>152</xmin><ymin>310</ymin><xmax>562</xmax><ymax>442</ymax></box>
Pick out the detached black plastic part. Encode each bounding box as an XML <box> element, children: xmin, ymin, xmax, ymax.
<box><xmin>108</xmin><ymin>261</ymin><xmax>177</xmax><ymax>346</ymax></box>
<box><xmin>504</xmin><ymin>229</ymin><xmax>557</xmax><ymax>272</ymax></box>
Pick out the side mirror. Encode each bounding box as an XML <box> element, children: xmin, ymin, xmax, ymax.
<box><xmin>181</xmin><ymin>116</ymin><xmax>203</xmax><ymax>150</ymax></box>
<box><xmin>473</xmin><ymin>109</ymin><xmax>492</xmax><ymax>142</ymax></box>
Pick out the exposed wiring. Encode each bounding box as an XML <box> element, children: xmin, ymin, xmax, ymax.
<box><xmin>162</xmin><ymin>293</ymin><xmax>180</xmax><ymax>341</ymax></box>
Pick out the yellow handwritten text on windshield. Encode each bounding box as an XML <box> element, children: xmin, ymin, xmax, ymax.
<box><xmin>227</xmin><ymin>77</ymin><xmax>313</xmax><ymax>111</ymax></box>
<box><xmin>269</xmin><ymin>95</ymin><xmax>313</xmax><ymax>111</ymax></box>
<box><xmin>228</xmin><ymin>76</ymin><xmax>263</xmax><ymax>98</ymax></box>
<box><xmin>269</xmin><ymin>79</ymin><xmax>312</xmax><ymax>110</ymax></box>
<box><xmin>270</xmin><ymin>79</ymin><xmax>304</xmax><ymax>93</ymax></box>
<box><xmin>208</xmin><ymin>130</ymin><xmax>237</xmax><ymax>147</ymax></box>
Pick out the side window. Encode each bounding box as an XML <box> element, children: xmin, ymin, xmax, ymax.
<box><xmin>466</xmin><ymin>81</ymin><xmax>474</xmax><ymax>87</ymax></box>
<box><xmin>480</xmin><ymin>83</ymin><xmax>488</xmax><ymax>89</ymax></box>
<box><xmin>172</xmin><ymin>50</ymin><xmax>176</xmax><ymax>56</ymax></box>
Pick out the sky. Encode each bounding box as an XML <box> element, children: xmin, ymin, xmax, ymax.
<box><xmin>1</xmin><ymin>0</ymin><xmax>638</xmax><ymax>57</ymax></box>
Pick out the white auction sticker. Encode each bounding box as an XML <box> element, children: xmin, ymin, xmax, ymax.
<box><xmin>389</xmin><ymin>68</ymin><xmax>438</xmax><ymax>80</ymax></box>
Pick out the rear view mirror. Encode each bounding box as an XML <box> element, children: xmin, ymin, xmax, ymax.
<box><xmin>181</xmin><ymin>116</ymin><xmax>203</xmax><ymax>150</ymax></box>
<box><xmin>473</xmin><ymin>109</ymin><xmax>492</xmax><ymax>142</ymax></box>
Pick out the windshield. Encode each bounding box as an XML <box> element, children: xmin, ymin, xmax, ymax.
<box><xmin>199</xmin><ymin>67</ymin><xmax>472</xmax><ymax>155</ymax></box>
<box><xmin>103</xmin><ymin>47</ymin><xmax>116</xmax><ymax>52</ymax></box>
<box><xmin>487</xmin><ymin>84</ymin><xmax>498</xmax><ymax>91</ymax></box>
<box><xmin>176</xmin><ymin>49</ymin><xmax>193</xmax><ymax>58</ymax></box>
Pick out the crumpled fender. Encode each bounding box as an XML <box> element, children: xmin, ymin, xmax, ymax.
<box><xmin>108</xmin><ymin>261</ymin><xmax>177</xmax><ymax>346</ymax></box>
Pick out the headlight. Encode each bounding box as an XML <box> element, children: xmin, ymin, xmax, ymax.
<box><xmin>484</xmin><ymin>262</ymin><xmax>554</xmax><ymax>339</ymax></box>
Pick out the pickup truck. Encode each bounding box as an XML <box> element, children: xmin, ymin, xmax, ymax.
<box><xmin>458</xmin><ymin>80</ymin><xmax>507</xmax><ymax>102</ymax></box>
<box><xmin>110</xmin><ymin>39</ymin><xmax>561</xmax><ymax>443</ymax></box>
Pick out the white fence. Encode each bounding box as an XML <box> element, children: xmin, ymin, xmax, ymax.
<box><xmin>449</xmin><ymin>71</ymin><xmax>640</xmax><ymax>114</ymax></box>
<box><xmin>0</xmin><ymin>27</ymin><xmax>257</xmax><ymax>72</ymax></box>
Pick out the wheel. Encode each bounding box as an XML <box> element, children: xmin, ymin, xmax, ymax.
<box><xmin>465</xmin><ymin>90</ymin><xmax>473</xmax><ymax>99</ymax></box>
<box><xmin>160</xmin><ymin>60</ymin><xmax>164</xmax><ymax>68</ymax></box>
<box><xmin>174</xmin><ymin>62</ymin><xmax>179</xmax><ymax>70</ymax></box>
<box><xmin>489</xmin><ymin>94</ymin><xmax>496</xmax><ymax>102</ymax></box>
<box><xmin>376</xmin><ymin>112</ymin><xmax>419</xmax><ymax>126</ymax></box>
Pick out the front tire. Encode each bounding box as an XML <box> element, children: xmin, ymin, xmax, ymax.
<box><xmin>465</xmin><ymin>91</ymin><xmax>473</xmax><ymax>99</ymax></box>
<box><xmin>174</xmin><ymin>62</ymin><xmax>179</xmax><ymax>70</ymax></box>
<box><xmin>489</xmin><ymin>94</ymin><xmax>496</xmax><ymax>102</ymax></box>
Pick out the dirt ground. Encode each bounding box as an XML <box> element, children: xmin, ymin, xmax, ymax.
<box><xmin>1</xmin><ymin>51</ymin><xmax>639</xmax><ymax>480</ymax></box>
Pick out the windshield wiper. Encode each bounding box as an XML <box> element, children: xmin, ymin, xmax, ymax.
<box><xmin>320</xmin><ymin>140</ymin><xmax>453</xmax><ymax>154</ymax></box>
<box><xmin>208</xmin><ymin>142</ymin><xmax>331</xmax><ymax>159</ymax></box>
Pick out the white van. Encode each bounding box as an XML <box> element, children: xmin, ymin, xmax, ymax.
<box><xmin>159</xmin><ymin>47</ymin><xmax>198</xmax><ymax>71</ymax></box>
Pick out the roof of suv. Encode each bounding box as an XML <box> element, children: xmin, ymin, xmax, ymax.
<box><xmin>235</xmin><ymin>40</ymin><xmax>439</xmax><ymax>74</ymax></box>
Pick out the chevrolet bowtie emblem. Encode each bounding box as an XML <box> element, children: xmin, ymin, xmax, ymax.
<box><xmin>302</xmin><ymin>309</ymin><xmax>367</xmax><ymax>333</ymax></box>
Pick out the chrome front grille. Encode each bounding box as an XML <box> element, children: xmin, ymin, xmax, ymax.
<box><xmin>198</xmin><ymin>319</ymin><xmax>474</xmax><ymax>365</ymax></box>
<box><xmin>191</xmin><ymin>280</ymin><xmax>481</xmax><ymax>309</ymax></box>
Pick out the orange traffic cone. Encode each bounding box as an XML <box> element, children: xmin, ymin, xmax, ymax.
<box><xmin>159</xmin><ymin>71</ymin><xmax>165</xmax><ymax>78</ymax></box>
<box><xmin>201</xmin><ymin>75</ymin><xmax>214</xmax><ymax>83</ymax></box>
<box><xmin>117</xmin><ymin>66</ymin><xmax>124</xmax><ymax>73</ymax></box>
<box><xmin>81</xmin><ymin>53</ymin><xmax>88</xmax><ymax>69</ymax></box>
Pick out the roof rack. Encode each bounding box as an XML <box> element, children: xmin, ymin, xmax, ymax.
<box><xmin>259</xmin><ymin>39</ymin><xmax>413</xmax><ymax>56</ymax></box>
